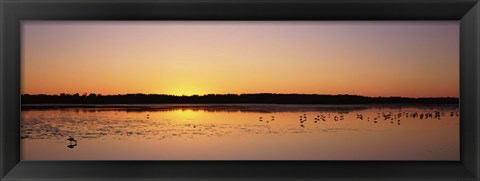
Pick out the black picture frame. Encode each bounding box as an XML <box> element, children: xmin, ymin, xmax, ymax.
<box><xmin>1</xmin><ymin>0</ymin><xmax>479</xmax><ymax>180</ymax></box>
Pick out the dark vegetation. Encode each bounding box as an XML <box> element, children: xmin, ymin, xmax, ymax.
<box><xmin>21</xmin><ymin>93</ymin><xmax>459</xmax><ymax>104</ymax></box>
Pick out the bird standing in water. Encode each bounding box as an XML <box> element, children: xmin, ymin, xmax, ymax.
<box><xmin>66</xmin><ymin>137</ymin><xmax>78</xmax><ymax>149</ymax></box>
<box><xmin>67</xmin><ymin>137</ymin><xmax>77</xmax><ymax>144</ymax></box>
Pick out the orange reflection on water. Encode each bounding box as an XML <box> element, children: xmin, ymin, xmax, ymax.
<box><xmin>21</xmin><ymin>104</ymin><xmax>459</xmax><ymax>160</ymax></box>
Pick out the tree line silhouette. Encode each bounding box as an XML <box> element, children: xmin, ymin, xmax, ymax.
<box><xmin>21</xmin><ymin>93</ymin><xmax>459</xmax><ymax>104</ymax></box>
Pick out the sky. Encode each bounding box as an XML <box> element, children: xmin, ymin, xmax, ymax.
<box><xmin>21</xmin><ymin>21</ymin><xmax>459</xmax><ymax>97</ymax></box>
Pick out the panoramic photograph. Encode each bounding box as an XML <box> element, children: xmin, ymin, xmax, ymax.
<box><xmin>21</xmin><ymin>21</ymin><xmax>459</xmax><ymax>160</ymax></box>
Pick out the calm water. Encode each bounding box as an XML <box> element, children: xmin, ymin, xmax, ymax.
<box><xmin>21</xmin><ymin>104</ymin><xmax>459</xmax><ymax>160</ymax></box>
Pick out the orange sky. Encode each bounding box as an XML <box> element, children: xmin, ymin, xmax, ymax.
<box><xmin>21</xmin><ymin>21</ymin><xmax>459</xmax><ymax>97</ymax></box>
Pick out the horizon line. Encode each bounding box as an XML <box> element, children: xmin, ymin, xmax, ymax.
<box><xmin>21</xmin><ymin>93</ymin><xmax>459</xmax><ymax>99</ymax></box>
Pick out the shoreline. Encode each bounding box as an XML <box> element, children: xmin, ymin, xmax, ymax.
<box><xmin>21</xmin><ymin>103</ymin><xmax>460</xmax><ymax>113</ymax></box>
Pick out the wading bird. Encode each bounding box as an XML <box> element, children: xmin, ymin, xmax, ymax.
<box><xmin>67</xmin><ymin>137</ymin><xmax>77</xmax><ymax>144</ymax></box>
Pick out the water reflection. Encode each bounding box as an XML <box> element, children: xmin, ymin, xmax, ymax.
<box><xmin>22</xmin><ymin>104</ymin><xmax>458</xmax><ymax>113</ymax></box>
<box><xmin>20</xmin><ymin>104</ymin><xmax>459</xmax><ymax>160</ymax></box>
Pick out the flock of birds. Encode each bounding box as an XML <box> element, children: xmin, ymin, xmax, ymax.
<box><xmin>64</xmin><ymin>110</ymin><xmax>459</xmax><ymax>149</ymax></box>
<box><xmin>258</xmin><ymin>111</ymin><xmax>460</xmax><ymax>128</ymax></box>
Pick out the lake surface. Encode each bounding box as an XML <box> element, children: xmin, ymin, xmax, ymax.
<box><xmin>21</xmin><ymin>104</ymin><xmax>459</xmax><ymax>160</ymax></box>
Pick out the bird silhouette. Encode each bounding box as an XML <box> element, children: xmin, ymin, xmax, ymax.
<box><xmin>66</xmin><ymin>137</ymin><xmax>78</xmax><ymax>149</ymax></box>
<box><xmin>67</xmin><ymin>137</ymin><xmax>74</xmax><ymax>141</ymax></box>
<box><xmin>67</xmin><ymin>137</ymin><xmax>77</xmax><ymax>144</ymax></box>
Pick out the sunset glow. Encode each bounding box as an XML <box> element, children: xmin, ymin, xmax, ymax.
<box><xmin>21</xmin><ymin>21</ymin><xmax>459</xmax><ymax>97</ymax></box>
